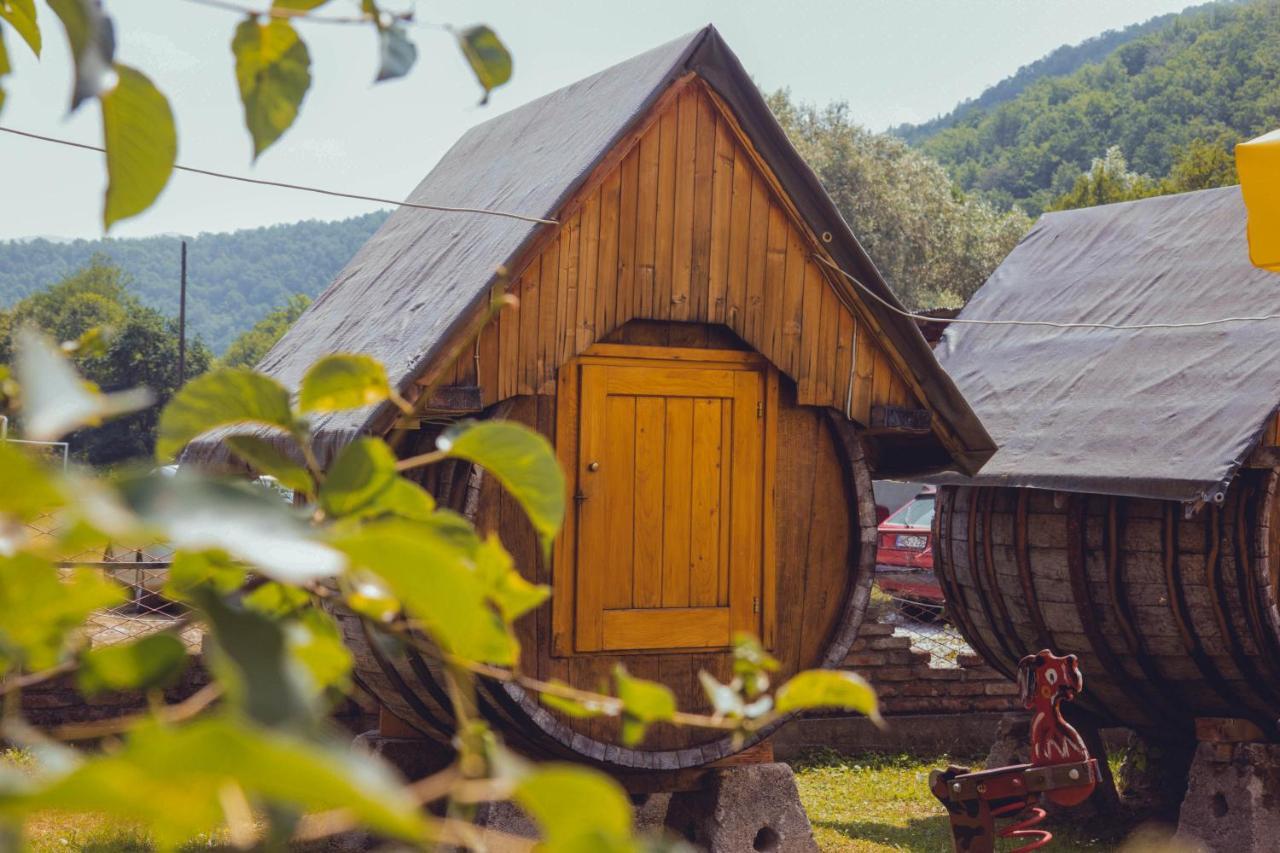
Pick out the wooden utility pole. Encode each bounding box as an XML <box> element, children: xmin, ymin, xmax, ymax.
<box><xmin>178</xmin><ymin>240</ymin><xmax>187</xmax><ymax>386</ymax></box>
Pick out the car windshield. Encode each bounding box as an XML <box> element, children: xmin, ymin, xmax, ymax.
<box><xmin>886</xmin><ymin>494</ymin><xmax>935</xmax><ymax>528</ymax></box>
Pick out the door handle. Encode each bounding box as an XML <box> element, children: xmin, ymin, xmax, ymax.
<box><xmin>587</xmin><ymin>461</ymin><xmax>600</xmax><ymax>472</ymax></box>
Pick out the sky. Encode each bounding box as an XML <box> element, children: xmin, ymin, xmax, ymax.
<box><xmin>0</xmin><ymin>0</ymin><xmax>1201</xmax><ymax>240</ymax></box>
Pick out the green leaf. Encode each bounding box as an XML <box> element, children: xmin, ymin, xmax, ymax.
<box><xmin>285</xmin><ymin>608</ymin><xmax>352</xmax><ymax>696</ymax></box>
<box><xmin>155</xmin><ymin>367</ymin><xmax>295</xmax><ymax>461</ymax></box>
<box><xmin>474</xmin><ymin>533</ymin><xmax>548</xmax><ymax>623</ymax></box>
<box><xmin>163</xmin><ymin>550</ymin><xmax>247</xmax><ymax>600</ymax></box>
<box><xmin>774</xmin><ymin>669</ymin><xmax>882</xmax><ymax>725</ymax></box>
<box><xmin>16</xmin><ymin>717</ymin><xmax>429</xmax><ymax>847</ymax></box>
<box><xmin>439</xmin><ymin>420</ymin><xmax>564</xmax><ymax>555</ymax></box>
<box><xmin>15</xmin><ymin>326</ymin><xmax>154</xmax><ymax>441</ymax></box>
<box><xmin>514</xmin><ymin>764</ymin><xmax>633</xmax><ymax>853</ymax></box>
<box><xmin>539</xmin><ymin>680</ymin><xmax>619</xmax><ymax>720</ymax></box>
<box><xmin>615</xmin><ymin>665</ymin><xmax>676</xmax><ymax>746</ymax></box>
<box><xmin>0</xmin><ymin>441</ymin><xmax>63</xmax><ymax>521</ymax></box>
<box><xmin>298</xmin><ymin>353</ymin><xmax>390</xmax><ymax>413</ymax></box>
<box><xmin>456</xmin><ymin>25</ymin><xmax>511</xmax><ymax>104</ymax></box>
<box><xmin>77</xmin><ymin>633</ymin><xmax>188</xmax><ymax>695</ymax></box>
<box><xmin>375</xmin><ymin>23</ymin><xmax>416</xmax><ymax>82</ymax></box>
<box><xmin>119</xmin><ymin>471</ymin><xmax>344</xmax><ymax>584</ymax></box>
<box><xmin>0</xmin><ymin>554</ymin><xmax>123</xmax><ymax>675</ymax></box>
<box><xmin>101</xmin><ymin>63</ymin><xmax>176</xmax><ymax>229</ymax></box>
<box><xmin>732</xmin><ymin>632</ymin><xmax>779</xmax><ymax>698</ymax></box>
<box><xmin>0</xmin><ymin>29</ymin><xmax>9</xmax><ymax>116</ymax></box>
<box><xmin>336</xmin><ymin>517</ymin><xmax>517</xmax><ymax>664</ymax></box>
<box><xmin>232</xmin><ymin>16</ymin><xmax>311</xmax><ymax>159</ymax></box>
<box><xmin>271</xmin><ymin>0</ymin><xmax>331</xmax><ymax>9</ymax></box>
<box><xmin>225</xmin><ymin>434</ymin><xmax>312</xmax><ymax>495</ymax></box>
<box><xmin>47</xmin><ymin>0</ymin><xmax>114</xmax><ymax>111</ymax></box>
<box><xmin>320</xmin><ymin>437</ymin><xmax>397</xmax><ymax>516</ymax></box>
<box><xmin>0</xmin><ymin>0</ymin><xmax>40</xmax><ymax>57</ymax></box>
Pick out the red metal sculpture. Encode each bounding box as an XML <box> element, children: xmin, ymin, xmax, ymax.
<box><xmin>929</xmin><ymin>650</ymin><xmax>1101</xmax><ymax>852</ymax></box>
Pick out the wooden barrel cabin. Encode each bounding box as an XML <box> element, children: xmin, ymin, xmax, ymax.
<box><xmin>930</xmin><ymin>187</ymin><xmax>1280</xmax><ymax>740</ymax></box>
<box><xmin>184</xmin><ymin>26</ymin><xmax>994</xmax><ymax>771</ymax></box>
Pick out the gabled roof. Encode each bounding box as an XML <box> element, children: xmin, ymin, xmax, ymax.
<box><xmin>184</xmin><ymin>25</ymin><xmax>992</xmax><ymax>471</ymax></box>
<box><xmin>933</xmin><ymin>185</ymin><xmax>1280</xmax><ymax>503</ymax></box>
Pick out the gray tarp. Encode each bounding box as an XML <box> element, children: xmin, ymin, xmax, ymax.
<box><xmin>932</xmin><ymin>185</ymin><xmax>1280</xmax><ymax>503</ymax></box>
<box><xmin>183</xmin><ymin>25</ymin><xmax>994</xmax><ymax>472</ymax></box>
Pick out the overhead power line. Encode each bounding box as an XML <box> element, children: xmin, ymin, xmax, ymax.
<box><xmin>813</xmin><ymin>254</ymin><xmax>1280</xmax><ymax>332</ymax></box>
<box><xmin>0</xmin><ymin>125</ymin><xmax>558</xmax><ymax>226</ymax></box>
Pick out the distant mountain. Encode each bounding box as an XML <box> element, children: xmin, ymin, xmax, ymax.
<box><xmin>0</xmin><ymin>211</ymin><xmax>390</xmax><ymax>353</ymax></box>
<box><xmin>896</xmin><ymin>0</ymin><xmax>1271</xmax><ymax>214</ymax></box>
<box><xmin>891</xmin><ymin>1</ymin><xmax>1236</xmax><ymax>145</ymax></box>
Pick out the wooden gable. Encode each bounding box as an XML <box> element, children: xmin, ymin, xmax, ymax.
<box><xmin>428</xmin><ymin>75</ymin><xmax>927</xmax><ymax>431</ymax></box>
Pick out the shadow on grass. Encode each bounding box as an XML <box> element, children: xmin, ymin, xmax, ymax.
<box><xmin>814</xmin><ymin>816</ymin><xmax>953</xmax><ymax>852</ymax></box>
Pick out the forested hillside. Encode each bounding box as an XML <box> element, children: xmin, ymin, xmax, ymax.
<box><xmin>890</xmin><ymin>1</ymin><xmax>1228</xmax><ymax>145</ymax></box>
<box><xmin>912</xmin><ymin>0</ymin><xmax>1278</xmax><ymax>213</ymax></box>
<box><xmin>0</xmin><ymin>211</ymin><xmax>388</xmax><ymax>353</ymax></box>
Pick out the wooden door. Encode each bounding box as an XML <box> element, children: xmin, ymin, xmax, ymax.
<box><xmin>565</xmin><ymin>346</ymin><xmax>774</xmax><ymax>653</ymax></box>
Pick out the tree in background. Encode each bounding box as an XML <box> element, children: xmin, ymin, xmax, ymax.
<box><xmin>768</xmin><ymin>91</ymin><xmax>1032</xmax><ymax>308</ymax></box>
<box><xmin>0</xmin><ymin>256</ymin><xmax>211</xmax><ymax>465</ymax></box>
<box><xmin>1049</xmin><ymin>137</ymin><xmax>1240</xmax><ymax>211</ymax></box>
<box><xmin>220</xmin><ymin>293</ymin><xmax>311</xmax><ymax>369</ymax></box>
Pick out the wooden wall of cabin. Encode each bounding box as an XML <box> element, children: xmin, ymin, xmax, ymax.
<box><xmin>430</xmin><ymin>79</ymin><xmax>922</xmax><ymax>430</ymax></box>
<box><xmin>456</xmin><ymin>330</ymin><xmax>866</xmax><ymax>751</ymax></box>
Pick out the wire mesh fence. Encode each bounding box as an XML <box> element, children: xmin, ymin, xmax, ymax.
<box><xmin>871</xmin><ymin>581</ymin><xmax>974</xmax><ymax>669</ymax></box>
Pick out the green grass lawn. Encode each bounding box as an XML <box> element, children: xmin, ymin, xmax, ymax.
<box><xmin>791</xmin><ymin>750</ymin><xmax>1197</xmax><ymax>852</ymax></box>
<box><xmin>11</xmin><ymin>748</ymin><xmax>1202</xmax><ymax>851</ymax></box>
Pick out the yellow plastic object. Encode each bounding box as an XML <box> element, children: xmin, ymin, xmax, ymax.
<box><xmin>1237</xmin><ymin>129</ymin><xmax>1280</xmax><ymax>272</ymax></box>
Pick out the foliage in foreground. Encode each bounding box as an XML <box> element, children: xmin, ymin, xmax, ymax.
<box><xmin>0</xmin><ymin>320</ymin><xmax>882</xmax><ymax>851</ymax></box>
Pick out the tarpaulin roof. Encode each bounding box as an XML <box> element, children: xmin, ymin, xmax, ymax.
<box><xmin>931</xmin><ymin>185</ymin><xmax>1280</xmax><ymax>502</ymax></box>
<box><xmin>184</xmin><ymin>25</ymin><xmax>993</xmax><ymax>472</ymax></box>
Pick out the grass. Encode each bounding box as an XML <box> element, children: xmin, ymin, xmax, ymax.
<box><xmin>791</xmin><ymin>749</ymin><xmax>1197</xmax><ymax>852</ymax></box>
<box><xmin>10</xmin><ymin>748</ymin><xmax>1203</xmax><ymax>852</ymax></box>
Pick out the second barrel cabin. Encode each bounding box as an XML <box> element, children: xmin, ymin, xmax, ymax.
<box><xmin>931</xmin><ymin>186</ymin><xmax>1280</xmax><ymax>741</ymax></box>
<box><xmin>185</xmin><ymin>26</ymin><xmax>994</xmax><ymax>771</ymax></box>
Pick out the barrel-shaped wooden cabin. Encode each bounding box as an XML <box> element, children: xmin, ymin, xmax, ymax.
<box><xmin>931</xmin><ymin>186</ymin><xmax>1280</xmax><ymax>741</ymax></box>
<box><xmin>186</xmin><ymin>26</ymin><xmax>994</xmax><ymax>771</ymax></box>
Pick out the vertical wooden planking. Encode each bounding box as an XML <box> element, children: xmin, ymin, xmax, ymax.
<box><xmin>635</xmin><ymin>127</ymin><xmax>660</xmax><ymax>318</ymax></box>
<box><xmin>633</xmin><ymin>397</ymin><xmax>666</xmax><ymax>608</ymax></box>
<box><xmin>708</xmin><ymin>116</ymin><xmax>734</xmax><ymax>324</ymax></box>
<box><xmin>689</xmin><ymin>398</ymin><xmax>722</xmax><ymax>606</ymax></box>
<box><xmin>537</xmin><ymin>240</ymin><xmax>560</xmax><ymax>393</ymax></box>
<box><xmin>596</xmin><ymin>170</ymin><xmax>621</xmax><ymax>341</ymax></box>
<box><xmin>725</xmin><ymin>144</ymin><xmax>753</xmax><ymax>335</ymax></box>
<box><xmin>654</xmin><ymin>110</ymin><xmax>678</xmax><ymax>320</ymax></box>
<box><xmin>780</xmin><ymin>230</ymin><xmax>807</xmax><ymax>375</ymax></box>
<box><xmin>690</xmin><ymin>92</ymin><xmax>716</xmax><ymax>323</ymax></box>
<box><xmin>574</xmin><ymin>366</ymin><xmax>608</xmax><ymax>650</ymax></box>
<box><xmin>729</xmin><ymin>371</ymin><xmax>763</xmax><ymax>635</ymax></box>
<box><xmin>744</xmin><ymin>173</ymin><xmax>770</xmax><ymax>346</ymax></box>
<box><xmin>671</xmin><ymin>91</ymin><xmax>698</xmax><ymax>322</ymax></box>
<box><xmin>797</xmin><ymin>263</ymin><xmax>824</xmax><ymax>404</ymax></box>
<box><xmin>761</xmin><ymin>369</ymin><xmax>778</xmax><ymax>648</ymax></box>
<box><xmin>478</xmin><ymin>323</ymin><xmax>499</xmax><ymax>407</ymax></box>
<box><xmin>602</xmin><ymin>395</ymin><xmax>636</xmax><ymax>610</ymax></box>
<box><xmin>558</xmin><ymin>215</ymin><xmax>580</xmax><ymax>367</ymax></box>
<box><xmin>835</xmin><ymin>308</ymin><xmax>854</xmax><ymax>416</ymax></box>
<box><xmin>762</xmin><ymin>203</ymin><xmax>788</xmax><ymax>362</ymax></box>
<box><xmin>717</xmin><ymin>398</ymin><xmax>733</xmax><ymax>607</ymax></box>
<box><xmin>871</xmin><ymin>348</ymin><xmax>893</xmax><ymax>409</ymax></box>
<box><xmin>576</xmin><ymin>188</ymin><xmax>601</xmax><ymax>352</ymax></box>
<box><xmin>518</xmin><ymin>267</ymin><xmax>541</xmax><ymax>395</ymax></box>
<box><xmin>617</xmin><ymin>147</ymin><xmax>640</xmax><ymax>330</ymax></box>
<box><xmin>815</xmin><ymin>280</ymin><xmax>839</xmax><ymax>406</ymax></box>
<box><xmin>551</xmin><ymin>367</ymin><xmax>577</xmax><ymax>656</ymax></box>
<box><xmin>852</xmin><ymin>315</ymin><xmax>875</xmax><ymax>424</ymax></box>
<box><xmin>662</xmin><ymin>397</ymin><xmax>694</xmax><ymax>607</ymax></box>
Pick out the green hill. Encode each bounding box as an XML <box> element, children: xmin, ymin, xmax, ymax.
<box><xmin>0</xmin><ymin>211</ymin><xmax>389</xmax><ymax>353</ymax></box>
<box><xmin>908</xmin><ymin>0</ymin><xmax>1279</xmax><ymax>213</ymax></box>
<box><xmin>890</xmin><ymin>1</ymin><xmax>1230</xmax><ymax>145</ymax></box>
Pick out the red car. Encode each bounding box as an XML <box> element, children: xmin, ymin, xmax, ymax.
<box><xmin>874</xmin><ymin>486</ymin><xmax>942</xmax><ymax>604</ymax></box>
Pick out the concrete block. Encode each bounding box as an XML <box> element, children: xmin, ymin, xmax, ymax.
<box><xmin>665</xmin><ymin>763</ymin><xmax>818</xmax><ymax>853</ymax></box>
<box><xmin>1176</xmin><ymin>741</ymin><xmax>1280</xmax><ymax>852</ymax></box>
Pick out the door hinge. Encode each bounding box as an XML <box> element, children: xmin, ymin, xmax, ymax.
<box><xmin>756</xmin><ymin>401</ymin><xmax>764</xmax><ymax>419</ymax></box>
<box><xmin>752</xmin><ymin>596</ymin><xmax>760</xmax><ymax>614</ymax></box>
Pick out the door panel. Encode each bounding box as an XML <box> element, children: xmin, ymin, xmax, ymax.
<box><xmin>572</xmin><ymin>355</ymin><xmax>768</xmax><ymax>652</ymax></box>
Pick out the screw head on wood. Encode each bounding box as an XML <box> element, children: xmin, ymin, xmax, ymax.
<box><xmin>588</xmin><ymin>461</ymin><xmax>600</xmax><ymax>472</ymax></box>
<box><xmin>1068</xmin><ymin>768</ymin><xmax>1080</xmax><ymax>780</ymax></box>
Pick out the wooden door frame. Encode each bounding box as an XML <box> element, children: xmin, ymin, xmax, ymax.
<box><xmin>551</xmin><ymin>342</ymin><xmax>779</xmax><ymax>656</ymax></box>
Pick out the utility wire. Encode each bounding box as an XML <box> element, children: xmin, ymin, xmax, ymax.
<box><xmin>813</xmin><ymin>253</ymin><xmax>1280</xmax><ymax>332</ymax></box>
<box><xmin>0</xmin><ymin>126</ymin><xmax>558</xmax><ymax>226</ymax></box>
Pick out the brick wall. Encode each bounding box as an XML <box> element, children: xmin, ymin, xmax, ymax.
<box><xmin>845</xmin><ymin>620</ymin><xmax>1020</xmax><ymax>715</ymax></box>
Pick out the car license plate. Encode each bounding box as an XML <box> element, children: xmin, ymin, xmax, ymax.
<box><xmin>895</xmin><ymin>534</ymin><xmax>927</xmax><ymax>550</ymax></box>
